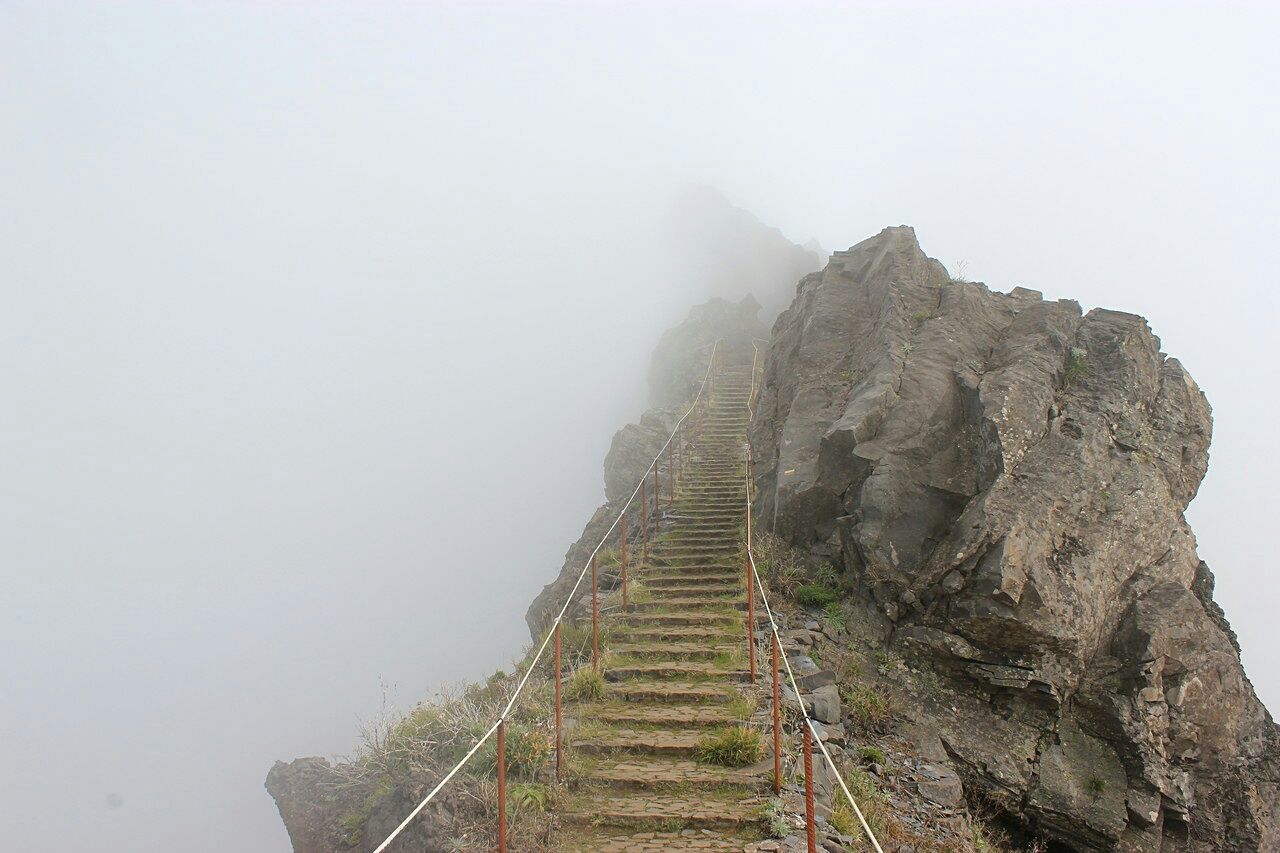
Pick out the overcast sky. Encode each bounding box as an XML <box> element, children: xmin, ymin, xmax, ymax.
<box><xmin>3</xmin><ymin>2</ymin><xmax>1277</xmax><ymax>852</ymax></box>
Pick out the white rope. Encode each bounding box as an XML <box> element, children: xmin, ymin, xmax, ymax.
<box><xmin>744</xmin><ymin>341</ymin><xmax>885</xmax><ymax>853</ymax></box>
<box><xmin>372</xmin><ymin>340</ymin><xmax>721</xmax><ymax>853</ymax></box>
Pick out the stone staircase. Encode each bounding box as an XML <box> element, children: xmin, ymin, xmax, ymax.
<box><xmin>558</xmin><ymin>354</ymin><xmax>770</xmax><ymax>852</ymax></box>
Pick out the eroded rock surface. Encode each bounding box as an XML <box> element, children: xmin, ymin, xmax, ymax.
<box><xmin>750</xmin><ymin>226</ymin><xmax>1279</xmax><ymax>850</ymax></box>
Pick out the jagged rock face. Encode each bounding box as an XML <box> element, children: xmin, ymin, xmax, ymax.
<box><xmin>750</xmin><ymin>226</ymin><xmax>1280</xmax><ymax>851</ymax></box>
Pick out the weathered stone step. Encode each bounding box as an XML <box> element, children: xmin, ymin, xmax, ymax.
<box><xmin>573</xmin><ymin>727</ymin><xmax>707</xmax><ymax>756</ymax></box>
<box><xmin>560</xmin><ymin>829</ymin><xmax>758</xmax><ymax>852</ymax></box>
<box><xmin>651</xmin><ymin>542</ymin><xmax>739</xmax><ymax>553</ymax></box>
<box><xmin>614</xmin><ymin>625</ymin><xmax>740</xmax><ymax>643</ymax></box>
<box><xmin>649</xmin><ymin>552</ymin><xmax>740</xmax><ymax>567</ymax></box>
<box><xmin>631</xmin><ymin>596</ymin><xmax>743</xmax><ymax>611</ymax></box>
<box><xmin>622</xmin><ymin>611</ymin><xmax>738</xmax><ymax>628</ymax></box>
<box><xmin>643</xmin><ymin>573</ymin><xmax>740</xmax><ymax>589</ymax></box>
<box><xmin>590</xmin><ymin>701</ymin><xmax>744</xmax><ymax>728</ymax></box>
<box><xmin>644</xmin><ymin>590</ymin><xmax>740</xmax><ymax>605</ymax></box>
<box><xmin>654</xmin><ymin>537</ymin><xmax>739</xmax><ymax>550</ymax></box>
<box><xmin>607</xmin><ymin>679</ymin><xmax>738</xmax><ymax>703</ymax></box>
<box><xmin>561</xmin><ymin>792</ymin><xmax>766</xmax><ymax>830</ymax></box>
<box><xmin>643</xmin><ymin>563</ymin><xmax>739</xmax><ymax>576</ymax></box>
<box><xmin>582</xmin><ymin>756</ymin><xmax>771</xmax><ymax>789</ymax></box>
<box><xmin>608</xmin><ymin>661</ymin><xmax>748</xmax><ymax>682</ymax></box>
<box><xmin>609</xmin><ymin>642</ymin><xmax>739</xmax><ymax>660</ymax></box>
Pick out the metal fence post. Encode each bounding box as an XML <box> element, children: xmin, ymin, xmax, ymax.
<box><xmin>804</xmin><ymin>722</ymin><xmax>816</xmax><ymax>853</ymax></box>
<box><xmin>591</xmin><ymin>553</ymin><xmax>599</xmax><ymax>672</ymax></box>
<box><xmin>641</xmin><ymin>479</ymin><xmax>648</xmax><ymax>561</ymax></box>
<box><xmin>772</xmin><ymin>632</ymin><xmax>782</xmax><ymax>794</ymax></box>
<box><xmin>653</xmin><ymin>466</ymin><xmax>660</xmax><ymax>534</ymax></box>
<box><xmin>621</xmin><ymin>512</ymin><xmax>628</xmax><ymax>610</ymax></box>
<box><xmin>497</xmin><ymin>718</ymin><xmax>507</xmax><ymax>853</ymax></box>
<box><xmin>747</xmin><ymin>559</ymin><xmax>756</xmax><ymax>683</ymax></box>
<box><xmin>554</xmin><ymin>624</ymin><xmax>563</xmax><ymax>781</ymax></box>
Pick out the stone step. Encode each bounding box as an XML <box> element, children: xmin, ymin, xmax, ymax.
<box><xmin>572</xmin><ymin>727</ymin><xmax>706</xmax><ymax>756</ymax></box>
<box><xmin>561</xmin><ymin>792</ymin><xmax>766</xmax><ymax>830</ymax></box>
<box><xmin>644</xmin><ymin>590</ymin><xmax>741</xmax><ymax>605</ymax></box>
<box><xmin>645</xmin><ymin>584</ymin><xmax>739</xmax><ymax>599</ymax></box>
<box><xmin>640</xmin><ymin>560</ymin><xmax>742</xmax><ymax>573</ymax></box>
<box><xmin>613</xmin><ymin>625</ymin><xmax>741</xmax><ymax>643</ymax></box>
<box><xmin>607</xmin><ymin>662</ymin><xmax>748</xmax><ymax>682</ymax></box>
<box><xmin>643</xmin><ymin>573</ymin><xmax>741</xmax><ymax>589</ymax></box>
<box><xmin>609</xmin><ymin>642</ymin><xmax>740</xmax><ymax>660</ymax></box>
<box><xmin>631</xmin><ymin>596</ymin><xmax>743</xmax><ymax>611</ymax></box>
<box><xmin>607</xmin><ymin>679</ymin><xmax>738</xmax><ymax>703</ymax></box>
<box><xmin>581</xmin><ymin>755</ymin><xmax>772</xmax><ymax>790</ymax></box>
<box><xmin>621</xmin><ymin>612</ymin><xmax>739</xmax><ymax>628</ymax></box>
<box><xmin>590</xmin><ymin>701</ymin><xmax>745</xmax><ymax>728</ymax></box>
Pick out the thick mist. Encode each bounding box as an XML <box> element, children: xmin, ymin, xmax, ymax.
<box><xmin>3</xmin><ymin>3</ymin><xmax>1277</xmax><ymax>852</ymax></box>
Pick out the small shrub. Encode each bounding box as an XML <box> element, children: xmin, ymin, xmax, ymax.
<box><xmin>473</xmin><ymin>723</ymin><xmax>552</xmax><ymax>780</ymax></box>
<box><xmin>821</xmin><ymin>602</ymin><xmax>847</xmax><ymax>633</ymax></box>
<box><xmin>795</xmin><ymin>584</ymin><xmax>841</xmax><ymax>609</ymax></box>
<box><xmin>726</xmin><ymin>693</ymin><xmax>756</xmax><ymax>720</ymax></box>
<box><xmin>911</xmin><ymin>310</ymin><xmax>931</xmax><ymax>325</ymax></box>
<box><xmin>857</xmin><ymin>745</ymin><xmax>885</xmax><ymax>764</ymax></box>
<box><xmin>830</xmin><ymin>797</ymin><xmax>857</xmax><ymax>836</ymax></box>
<box><xmin>508</xmin><ymin>782</ymin><xmax>553</xmax><ymax>812</ymax></box>
<box><xmin>843</xmin><ymin>684</ymin><xmax>891</xmax><ymax>727</ymax></box>
<box><xmin>595</xmin><ymin>546</ymin><xmax>621</xmax><ymax>567</ymax></box>
<box><xmin>1064</xmin><ymin>347</ymin><xmax>1089</xmax><ymax>385</ymax></box>
<box><xmin>565</xmin><ymin>667</ymin><xmax>606</xmax><ymax>702</ymax></box>
<box><xmin>1086</xmin><ymin>777</ymin><xmax>1107</xmax><ymax>797</ymax></box>
<box><xmin>696</xmin><ymin>726</ymin><xmax>762</xmax><ymax>767</ymax></box>
<box><xmin>763</xmin><ymin>797</ymin><xmax>789</xmax><ymax>839</ymax></box>
<box><xmin>814</xmin><ymin>563</ymin><xmax>841</xmax><ymax>588</ymax></box>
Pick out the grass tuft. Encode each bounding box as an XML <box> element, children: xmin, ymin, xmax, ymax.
<box><xmin>565</xmin><ymin>666</ymin><xmax>606</xmax><ymax>702</ymax></box>
<box><xmin>695</xmin><ymin>726</ymin><xmax>762</xmax><ymax>767</ymax></box>
<box><xmin>795</xmin><ymin>584</ymin><xmax>841</xmax><ymax>609</ymax></box>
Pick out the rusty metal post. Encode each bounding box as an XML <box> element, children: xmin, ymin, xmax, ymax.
<box><xmin>554</xmin><ymin>623</ymin><xmax>563</xmax><ymax>780</ymax></box>
<box><xmin>620</xmin><ymin>512</ymin><xmax>628</xmax><ymax>610</ymax></box>
<box><xmin>653</xmin><ymin>465</ymin><xmax>660</xmax><ymax>534</ymax></box>
<box><xmin>675</xmin><ymin>424</ymin><xmax>681</xmax><ymax>478</ymax></box>
<box><xmin>641</xmin><ymin>479</ymin><xmax>648</xmax><ymax>561</ymax></box>
<box><xmin>497</xmin><ymin>718</ymin><xmax>508</xmax><ymax>853</ymax></box>
<box><xmin>747</xmin><ymin>560</ymin><xmax>757</xmax><ymax>683</ymax></box>
<box><xmin>772</xmin><ymin>632</ymin><xmax>782</xmax><ymax>794</ymax></box>
<box><xmin>668</xmin><ymin>442</ymin><xmax>674</xmax><ymax>501</ymax></box>
<box><xmin>803</xmin><ymin>722</ymin><xmax>816</xmax><ymax>853</ymax></box>
<box><xmin>591</xmin><ymin>553</ymin><xmax>599</xmax><ymax>672</ymax></box>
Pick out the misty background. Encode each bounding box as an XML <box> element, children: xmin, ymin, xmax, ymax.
<box><xmin>3</xmin><ymin>2</ymin><xmax>1277</xmax><ymax>851</ymax></box>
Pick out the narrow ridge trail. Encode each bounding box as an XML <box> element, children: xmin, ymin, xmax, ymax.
<box><xmin>559</xmin><ymin>351</ymin><xmax>769</xmax><ymax>851</ymax></box>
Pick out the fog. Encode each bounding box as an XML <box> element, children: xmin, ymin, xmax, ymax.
<box><xmin>3</xmin><ymin>2</ymin><xmax>1277</xmax><ymax>851</ymax></box>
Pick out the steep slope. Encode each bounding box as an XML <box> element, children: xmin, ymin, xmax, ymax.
<box><xmin>749</xmin><ymin>226</ymin><xmax>1279</xmax><ymax>850</ymax></box>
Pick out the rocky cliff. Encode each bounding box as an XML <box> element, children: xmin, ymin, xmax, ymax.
<box><xmin>749</xmin><ymin>226</ymin><xmax>1279</xmax><ymax>850</ymax></box>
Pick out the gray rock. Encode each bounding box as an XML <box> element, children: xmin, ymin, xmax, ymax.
<box><xmin>749</xmin><ymin>226</ymin><xmax>1280</xmax><ymax>851</ymax></box>
<box><xmin>808</xmin><ymin>684</ymin><xmax>842</xmax><ymax>723</ymax></box>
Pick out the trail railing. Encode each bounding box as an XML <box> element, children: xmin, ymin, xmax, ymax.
<box><xmin>743</xmin><ymin>340</ymin><xmax>886</xmax><ymax>853</ymax></box>
<box><xmin>372</xmin><ymin>341</ymin><xmax>720</xmax><ymax>853</ymax></box>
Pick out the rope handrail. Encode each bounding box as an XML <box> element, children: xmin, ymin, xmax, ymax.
<box><xmin>372</xmin><ymin>340</ymin><xmax>722</xmax><ymax>853</ymax></box>
<box><xmin>744</xmin><ymin>341</ymin><xmax>886</xmax><ymax>853</ymax></box>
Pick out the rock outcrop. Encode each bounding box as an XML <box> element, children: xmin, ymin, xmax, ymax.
<box><xmin>749</xmin><ymin>226</ymin><xmax>1279</xmax><ymax>850</ymax></box>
